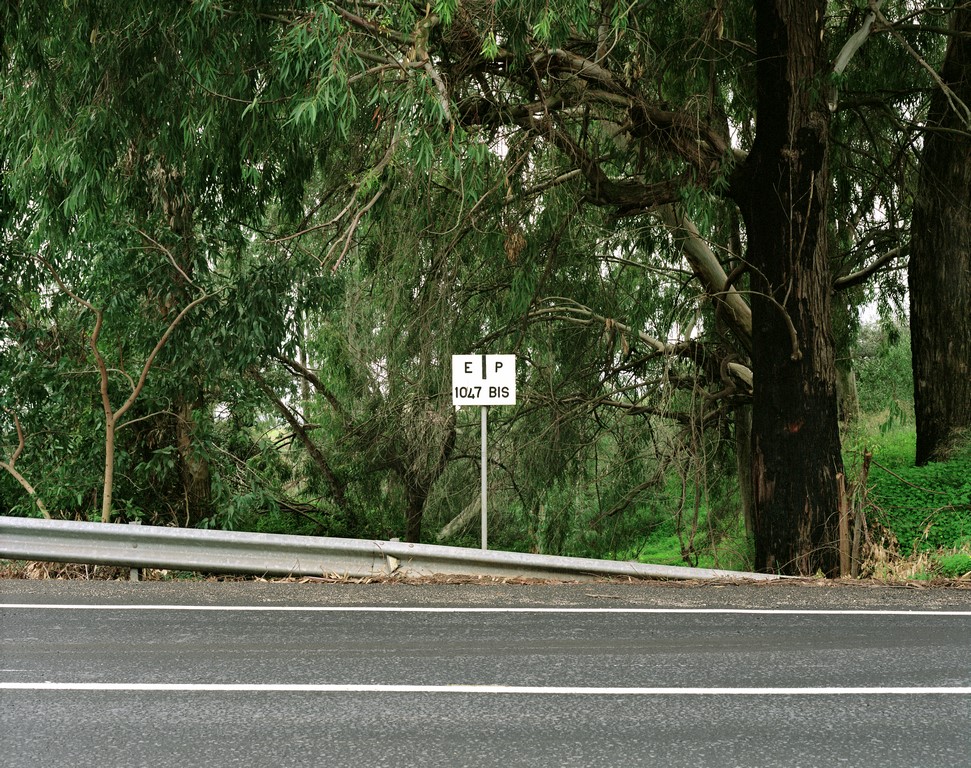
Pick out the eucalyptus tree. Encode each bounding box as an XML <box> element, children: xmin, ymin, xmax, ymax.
<box><xmin>0</xmin><ymin>1</ymin><xmax>308</xmax><ymax>523</ymax></box>
<box><xmin>251</xmin><ymin>0</ymin><xmax>840</xmax><ymax>572</ymax></box>
<box><xmin>359</xmin><ymin>0</ymin><xmax>843</xmax><ymax>574</ymax></box>
<box><xmin>0</xmin><ymin>0</ymin><xmax>840</xmax><ymax>571</ymax></box>
<box><xmin>909</xmin><ymin>4</ymin><xmax>971</xmax><ymax>465</ymax></box>
<box><xmin>5</xmin><ymin>1</ymin><xmax>965</xmax><ymax>574</ymax></box>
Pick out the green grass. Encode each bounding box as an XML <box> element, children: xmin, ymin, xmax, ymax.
<box><xmin>856</xmin><ymin>428</ymin><xmax>971</xmax><ymax>554</ymax></box>
<box><xmin>632</xmin><ymin>518</ymin><xmax>753</xmax><ymax>572</ymax></box>
<box><xmin>934</xmin><ymin>551</ymin><xmax>971</xmax><ymax>578</ymax></box>
<box><xmin>621</xmin><ymin>421</ymin><xmax>970</xmax><ymax>577</ymax></box>
<box><xmin>614</xmin><ymin>474</ymin><xmax>754</xmax><ymax>573</ymax></box>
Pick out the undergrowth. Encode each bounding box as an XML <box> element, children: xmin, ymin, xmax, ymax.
<box><xmin>619</xmin><ymin>418</ymin><xmax>971</xmax><ymax>579</ymax></box>
<box><xmin>855</xmin><ymin>427</ymin><xmax>971</xmax><ymax>555</ymax></box>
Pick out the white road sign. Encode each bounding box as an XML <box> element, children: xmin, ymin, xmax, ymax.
<box><xmin>451</xmin><ymin>354</ymin><xmax>516</xmax><ymax>406</ymax></box>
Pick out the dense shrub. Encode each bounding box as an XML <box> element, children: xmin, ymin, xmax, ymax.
<box><xmin>868</xmin><ymin>448</ymin><xmax>971</xmax><ymax>553</ymax></box>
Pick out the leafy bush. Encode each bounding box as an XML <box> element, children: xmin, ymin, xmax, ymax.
<box><xmin>934</xmin><ymin>552</ymin><xmax>971</xmax><ymax>578</ymax></box>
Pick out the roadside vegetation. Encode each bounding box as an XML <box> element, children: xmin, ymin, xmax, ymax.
<box><xmin>5</xmin><ymin>318</ymin><xmax>968</xmax><ymax>583</ymax></box>
<box><xmin>3</xmin><ymin>2</ymin><xmax>971</xmax><ymax>580</ymax></box>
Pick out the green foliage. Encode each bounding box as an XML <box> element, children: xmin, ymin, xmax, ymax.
<box><xmin>634</xmin><ymin>518</ymin><xmax>753</xmax><ymax>573</ymax></box>
<box><xmin>934</xmin><ymin>551</ymin><xmax>971</xmax><ymax>578</ymax></box>
<box><xmin>613</xmin><ymin>466</ymin><xmax>753</xmax><ymax>572</ymax></box>
<box><xmin>854</xmin><ymin>322</ymin><xmax>913</xmax><ymax>416</ymax></box>
<box><xmin>868</xmin><ymin>437</ymin><xmax>971</xmax><ymax>552</ymax></box>
<box><xmin>0</xmin><ymin>0</ymin><xmax>967</xmax><ymax>582</ymax></box>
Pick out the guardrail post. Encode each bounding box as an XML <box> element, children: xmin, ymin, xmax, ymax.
<box><xmin>129</xmin><ymin>520</ymin><xmax>141</xmax><ymax>582</ymax></box>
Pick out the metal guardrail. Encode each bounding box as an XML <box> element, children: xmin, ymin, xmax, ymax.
<box><xmin>0</xmin><ymin>515</ymin><xmax>781</xmax><ymax>582</ymax></box>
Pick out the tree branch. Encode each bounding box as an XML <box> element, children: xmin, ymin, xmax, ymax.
<box><xmin>833</xmin><ymin>245</ymin><xmax>906</xmax><ymax>291</ymax></box>
<box><xmin>326</xmin><ymin>181</ymin><xmax>389</xmax><ymax>272</ymax></box>
<box><xmin>540</xmin><ymin>121</ymin><xmax>681</xmax><ymax>211</ymax></box>
<box><xmin>528</xmin><ymin>298</ymin><xmax>673</xmax><ymax>354</ymax></box>
<box><xmin>331</xmin><ymin>3</ymin><xmax>416</xmax><ymax>46</ymax></box>
<box><xmin>828</xmin><ymin>0</ymin><xmax>885</xmax><ymax>111</ymax></box>
<box><xmin>875</xmin><ymin>2</ymin><xmax>971</xmax><ymax>126</ymax></box>
<box><xmin>115</xmin><ymin>293</ymin><xmax>211</xmax><ymax>424</ymax></box>
<box><xmin>251</xmin><ymin>369</ymin><xmax>349</xmax><ymax>515</ymax></box>
<box><xmin>272</xmin><ymin>353</ymin><xmax>348</xmax><ymax>421</ymax></box>
<box><xmin>135</xmin><ymin>229</ymin><xmax>200</xmax><ymax>289</ymax></box>
<box><xmin>0</xmin><ymin>409</ymin><xmax>51</xmax><ymax>519</ymax></box>
<box><xmin>659</xmin><ymin>205</ymin><xmax>754</xmax><ymax>350</ymax></box>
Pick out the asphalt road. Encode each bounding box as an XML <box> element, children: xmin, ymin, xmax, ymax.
<box><xmin>1</xmin><ymin>580</ymin><xmax>969</xmax><ymax>767</ymax></box>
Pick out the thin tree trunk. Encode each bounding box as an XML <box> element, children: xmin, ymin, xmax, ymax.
<box><xmin>836</xmin><ymin>363</ymin><xmax>860</xmax><ymax>424</ymax></box>
<box><xmin>732</xmin><ymin>0</ymin><xmax>843</xmax><ymax>575</ymax></box>
<box><xmin>297</xmin><ymin>307</ymin><xmax>312</xmax><ymax>405</ymax></box>
<box><xmin>101</xmin><ymin>415</ymin><xmax>116</xmax><ymax>523</ymax></box>
<box><xmin>0</xmin><ymin>460</ymin><xmax>50</xmax><ymax>519</ymax></box>
<box><xmin>156</xmin><ymin>164</ymin><xmax>214</xmax><ymax>523</ymax></box>
<box><xmin>436</xmin><ymin>495</ymin><xmax>480</xmax><ymax>542</ymax></box>
<box><xmin>40</xmin><ymin>234</ymin><xmax>209</xmax><ymax>525</ymax></box>
<box><xmin>176</xmin><ymin>396</ymin><xmax>211</xmax><ymax>526</ymax></box>
<box><xmin>0</xmin><ymin>410</ymin><xmax>51</xmax><ymax>519</ymax></box>
<box><xmin>909</xmin><ymin>8</ymin><xmax>971</xmax><ymax>465</ymax></box>
<box><xmin>404</xmin><ymin>484</ymin><xmax>425</xmax><ymax>544</ymax></box>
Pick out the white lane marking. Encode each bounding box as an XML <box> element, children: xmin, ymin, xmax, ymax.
<box><xmin>2</xmin><ymin>604</ymin><xmax>970</xmax><ymax>616</ymax></box>
<box><xmin>1</xmin><ymin>682</ymin><xmax>969</xmax><ymax>695</ymax></box>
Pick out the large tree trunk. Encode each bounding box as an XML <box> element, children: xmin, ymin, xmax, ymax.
<box><xmin>732</xmin><ymin>0</ymin><xmax>843</xmax><ymax>575</ymax></box>
<box><xmin>735</xmin><ymin>406</ymin><xmax>754</xmax><ymax>537</ymax></box>
<box><xmin>909</xmin><ymin>9</ymin><xmax>971</xmax><ymax>465</ymax></box>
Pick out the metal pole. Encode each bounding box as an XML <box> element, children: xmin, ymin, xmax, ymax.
<box><xmin>481</xmin><ymin>404</ymin><xmax>488</xmax><ymax>550</ymax></box>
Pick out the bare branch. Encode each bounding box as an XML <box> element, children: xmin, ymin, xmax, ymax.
<box><xmin>874</xmin><ymin>2</ymin><xmax>971</xmax><ymax>126</ymax></box>
<box><xmin>828</xmin><ymin>0</ymin><xmax>885</xmax><ymax>111</ymax></box>
<box><xmin>528</xmin><ymin>297</ymin><xmax>672</xmax><ymax>354</ymax></box>
<box><xmin>268</xmin><ymin>192</ymin><xmax>360</xmax><ymax>245</ymax></box>
<box><xmin>331</xmin><ymin>4</ymin><xmax>416</xmax><ymax>45</ymax></box>
<box><xmin>514</xmin><ymin>169</ymin><xmax>583</xmax><ymax>201</ymax></box>
<box><xmin>115</xmin><ymin>293</ymin><xmax>211</xmax><ymax>424</ymax></box>
<box><xmin>34</xmin><ymin>255</ymin><xmax>97</xmax><ymax>314</ymax></box>
<box><xmin>326</xmin><ymin>181</ymin><xmax>389</xmax><ymax>273</ymax></box>
<box><xmin>833</xmin><ymin>245</ymin><xmax>906</xmax><ymax>291</ymax></box>
<box><xmin>0</xmin><ymin>408</ymin><xmax>51</xmax><ymax>519</ymax></box>
<box><xmin>6</xmin><ymin>407</ymin><xmax>25</xmax><ymax>465</ymax></box>
<box><xmin>272</xmin><ymin>353</ymin><xmax>348</xmax><ymax>420</ymax></box>
<box><xmin>115</xmin><ymin>409</ymin><xmax>179</xmax><ymax>433</ymax></box>
<box><xmin>251</xmin><ymin>368</ymin><xmax>350</xmax><ymax>515</ymax></box>
<box><xmin>423</xmin><ymin>59</ymin><xmax>453</xmax><ymax>123</ymax></box>
<box><xmin>135</xmin><ymin>229</ymin><xmax>200</xmax><ymax>289</ymax></box>
<box><xmin>659</xmin><ymin>205</ymin><xmax>754</xmax><ymax>350</ymax></box>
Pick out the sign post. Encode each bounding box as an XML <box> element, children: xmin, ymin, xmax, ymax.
<box><xmin>451</xmin><ymin>355</ymin><xmax>516</xmax><ymax>550</ymax></box>
<box><xmin>480</xmin><ymin>404</ymin><xmax>488</xmax><ymax>550</ymax></box>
